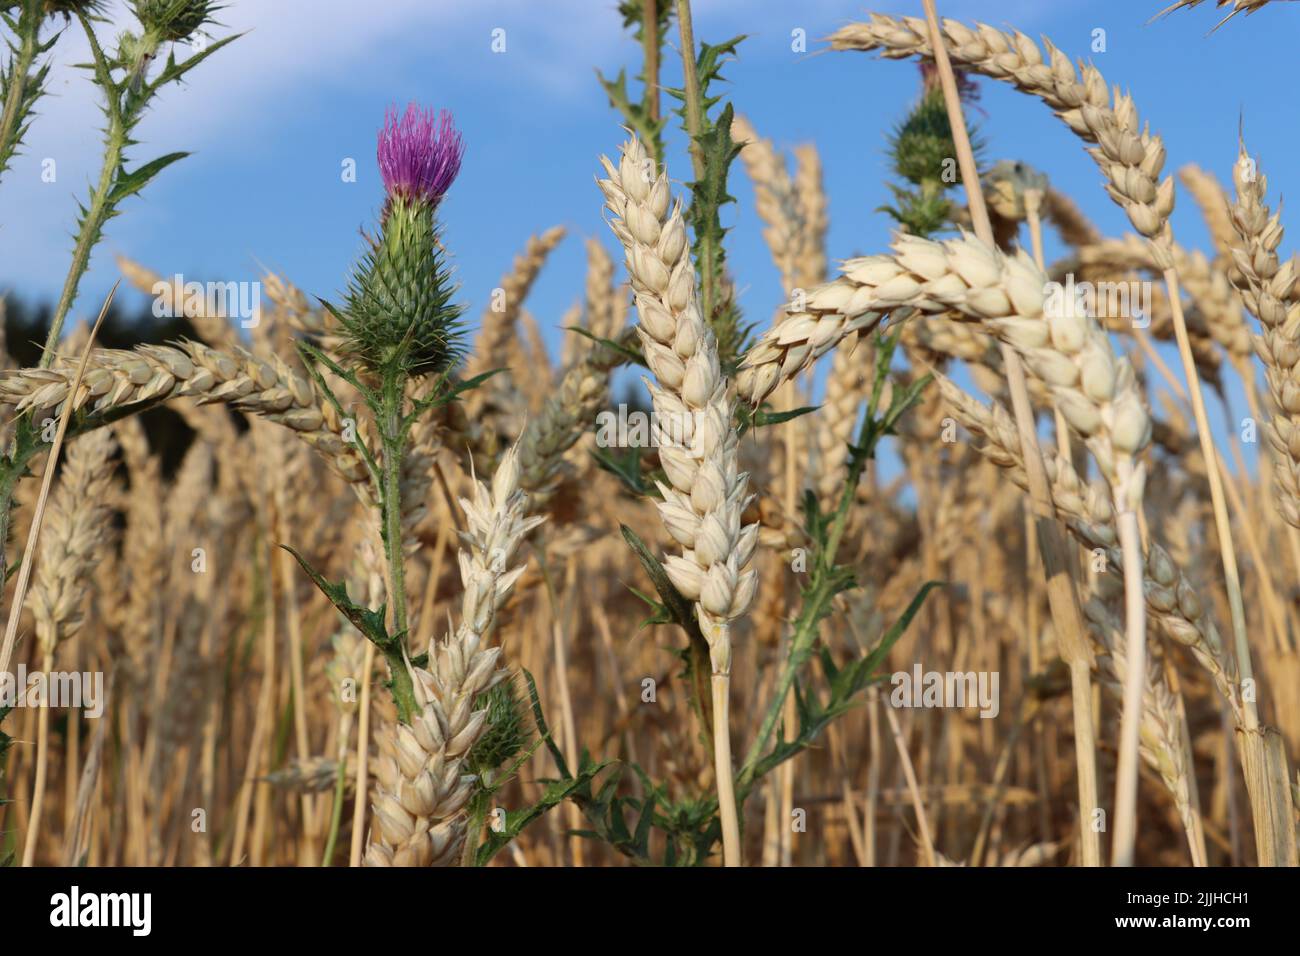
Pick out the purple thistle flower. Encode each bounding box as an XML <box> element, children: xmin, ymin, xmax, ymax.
<box><xmin>377</xmin><ymin>102</ymin><xmax>465</xmax><ymax>208</ymax></box>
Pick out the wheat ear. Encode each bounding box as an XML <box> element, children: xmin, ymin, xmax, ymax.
<box><xmin>464</xmin><ymin>225</ymin><xmax>567</xmax><ymax>384</ymax></box>
<box><xmin>518</xmin><ymin>328</ymin><xmax>635</xmax><ymax>505</ymax></box>
<box><xmin>364</xmin><ymin>442</ymin><xmax>544</xmax><ymax>867</ymax></box>
<box><xmin>1081</xmin><ymin>598</ymin><xmax>1205</xmax><ymax>865</ymax></box>
<box><xmin>0</xmin><ymin>341</ymin><xmax>369</xmax><ymax>485</ymax></box>
<box><xmin>28</xmin><ymin>428</ymin><xmax>117</xmax><ymax>654</ymax></box>
<box><xmin>1226</xmin><ymin>142</ymin><xmax>1300</xmax><ymax>528</ymax></box>
<box><xmin>936</xmin><ymin>377</ymin><xmax>1242</xmax><ymax>722</ymax></box>
<box><xmin>598</xmin><ymin>134</ymin><xmax>757</xmax><ymax>866</ymax></box>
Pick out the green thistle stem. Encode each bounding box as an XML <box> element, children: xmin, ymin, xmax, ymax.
<box><xmin>459</xmin><ymin>788</ymin><xmax>490</xmax><ymax>867</ymax></box>
<box><xmin>0</xmin><ymin>0</ymin><xmax>43</xmax><ymax>184</ymax></box>
<box><xmin>39</xmin><ymin>14</ymin><xmax>142</xmax><ymax>367</ymax></box>
<box><xmin>738</xmin><ymin>327</ymin><xmax>924</xmax><ymax>787</ymax></box>
<box><xmin>379</xmin><ymin>367</ymin><xmax>416</xmax><ymax>723</ymax></box>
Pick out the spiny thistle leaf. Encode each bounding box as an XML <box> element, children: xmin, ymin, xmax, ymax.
<box><xmin>279</xmin><ymin>545</ymin><xmax>394</xmax><ymax>650</ymax></box>
<box><xmin>107</xmin><ymin>149</ymin><xmax>188</xmax><ymax>203</ymax></box>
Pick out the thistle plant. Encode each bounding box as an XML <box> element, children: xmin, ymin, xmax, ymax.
<box><xmin>0</xmin><ymin>0</ymin><xmax>234</xmax><ymax>587</ymax></box>
<box><xmin>1</xmin><ymin>0</ymin><xmax>63</xmax><ymax>183</ymax></box>
<box><xmin>295</xmin><ymin>102</ymin><xmax>471</xmax><ymax>726</ymax></box>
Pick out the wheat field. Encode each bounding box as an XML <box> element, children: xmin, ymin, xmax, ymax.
<box><xmin>0</xmin><ymin>0</ymin><xmax>1298</xmax><ymax>871</ymax></box>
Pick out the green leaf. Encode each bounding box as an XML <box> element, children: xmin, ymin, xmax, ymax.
<box><xmin>279</xmin><ymin>545</ymin><xmax>394</xmax><ymax>649</ymax></box>
<box><xmin>619</xmin><ymin>524</ymin><xmax>714</xmax><ymax>745</ymax></box>
<box><xmin>590</xmin><ymin>445</ymin><xmax>650</xmax><ymax>496</ymax></box>
<box><xmin>596</xmin><ymin>66</ymin><xmax>666</xmax><ymax>161</ymax></box>
<box><xmin>145</xmin><ymin>32</ymin><xmax>243</xmax><ymax>95</ymax></box>
<box><xmin>619</xmin><ymin>525</ymin><xmax>700</xmax><ymax>644</ymax></box>
<box><xmin>566</xmin><ymin>326</ymin><xmax>645</xmax><ymax>367</ymax></box>
<box><xmin>736</xmin><ymin>402</ymin><xmax>820</xmax><ymax>438</ymax></box>
<box><xmin>107</xmin><ymin>150</ymin><xmax>189</xmax><ymax>204</ymax></box>
<box><xmin>522</xmin><ymin>668</ymin><xmax>569</xmax><ymax>778</ymax></box>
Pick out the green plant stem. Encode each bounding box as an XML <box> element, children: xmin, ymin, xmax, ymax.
<box><xmin>672</xmin><ymin>0</ymin><xmax>719</xmax><ymax>332</ymax></box>
<box><xmin>378</xmin><ymin>368</ymin><xmax>416</xmax><ymax>723</ymax></box>
<box><xmin>319</xmin><ymin>713</ymin><xmax>352</xmax><ymax>866</ymax></box>
<box><xmin>642</xmin><ymin>0</ymin><xmax>660</xmax><ymax>124</ymax></box>
<box><xmin>0</xmin><ymin>0</ymin><xmax>43</xmax><ymax>182</ymax></box>
<box><xmin>39</xmin><ymin>15</ymin><xmax>132</xmax><ymax>366</ymax></box>
<box><xmin>739</xmin><ymin>337</ymin><xmax>917</xmax><ymax>784</ymax></box>
<box><xmin>673</xmin><ymin>0</ymin><xmax>704</xmax><ymax>181</ymax></box>
<box><xmin>460</xmin><ymin>788</ymin><xmax>490</xmax><ymax>867</ymax></box>
<box><xmin>40</xmin><ymin>136</ymin><xmax>121</xmax><ymax>367</ymax></box>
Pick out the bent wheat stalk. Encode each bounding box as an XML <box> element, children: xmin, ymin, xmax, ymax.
<box><xmin>836</xmin><ymin>8</ymin><xmax>1270</xmax><ymax>860</ymax></box>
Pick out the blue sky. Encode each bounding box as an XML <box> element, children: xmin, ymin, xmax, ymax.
<box><xmin>1</xmin><ymin>0</ymin><xmax>1297</xmax><ymax>435</ymax></box>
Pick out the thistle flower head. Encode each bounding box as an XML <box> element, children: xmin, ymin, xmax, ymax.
<box><xmin>378</xmin><ymin>103</ymin><xmax>465</xmax><ymax>209</ymax></box>
<box><xmin>326</xmin><ymin>104</ymin><xmax>468</xmax><ymax>376</ymax></box>
<box><xmin>132</xmin><ymin>0</ymin><xmax>220</xmax><ymax>41</ymax></box>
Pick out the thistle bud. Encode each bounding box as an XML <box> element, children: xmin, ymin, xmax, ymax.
<box><xmin>132</xmin><ymin>0</ymin><xmax>218</xmax><ymax>42</ymax></box>
<box><xmin>332</xmin><ymin>104</ymin><xmax>467</xmax><ymax>375</ymax></box>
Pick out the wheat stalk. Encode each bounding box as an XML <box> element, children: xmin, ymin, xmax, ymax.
<box><xmin>598</xmin><ymin>133</ymin><xmax>758</xmax><ymax>865</ymax></box>
<box><xmin>1082</xmin><ymin>597</ymin><xmax>1206</xmax><ymax>865</ymax></box>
